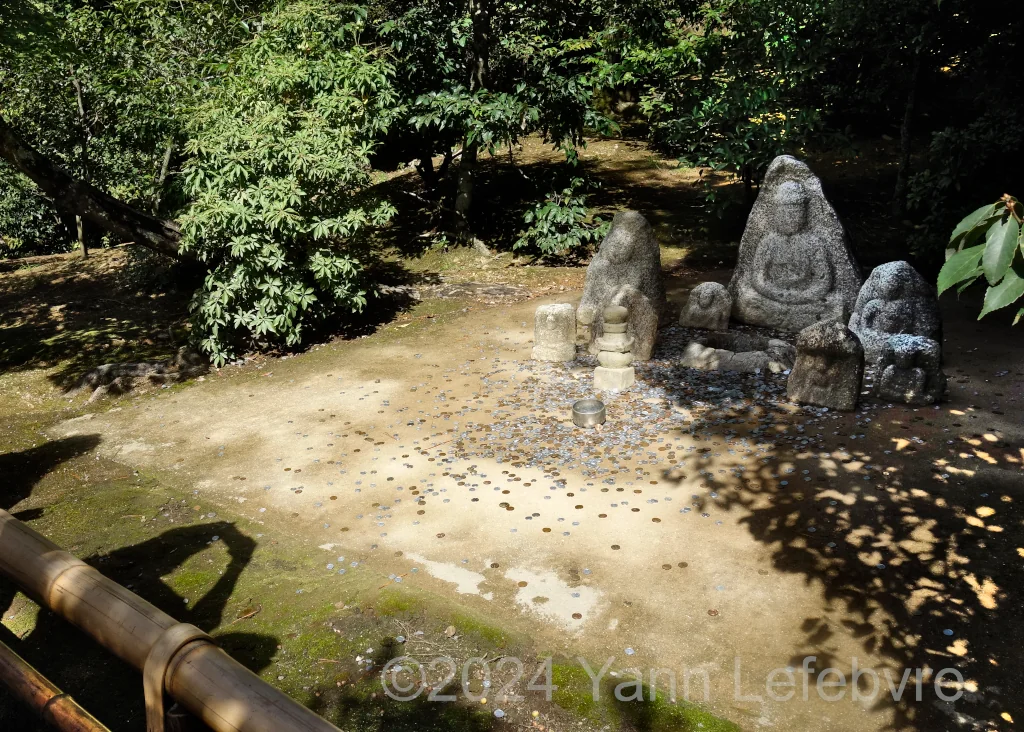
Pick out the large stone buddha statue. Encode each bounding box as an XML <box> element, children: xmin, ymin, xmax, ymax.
<box><xmin>729</xmin><ymin>156</ymin><xmax>862</xmax><ymax>332</ymax></box>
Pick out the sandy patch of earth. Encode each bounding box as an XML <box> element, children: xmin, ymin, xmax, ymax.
<box><xmin>52</xmin><ymin>280</ymin><xmax>1024</xmax><ymax>731</ymax></box>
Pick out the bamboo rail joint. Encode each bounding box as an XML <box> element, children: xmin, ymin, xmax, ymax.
<box><xmin>0</xmin><ymin>508</ymin><xmax>341</xmax><ymax>732</ymax></box>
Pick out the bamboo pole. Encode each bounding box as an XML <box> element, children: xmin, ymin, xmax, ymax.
<box><xmin>0</xmin><ymin>509</ymin><xmax>341</xmax><ymax>732</ymax></box>
<box><xmin>0</xmin><ymin>637</ymin><xmax>110</xmax><ymax>732</ymax></box>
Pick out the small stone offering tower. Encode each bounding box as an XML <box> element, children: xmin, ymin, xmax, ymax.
<box><xmin>594</xmin><ymin>305</ymin><xmax>635</xmax><ymax>391</ymax></box>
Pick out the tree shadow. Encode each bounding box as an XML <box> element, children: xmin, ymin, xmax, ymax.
<box><xmin>640</xmin><ymin>322</ymin><xmax>1023</xmax><ymax>730</ymax></box>
<box><xmin>0</xmin><ymin>248</ymin><xmax>194</xmax><ymax>388</ymax></box>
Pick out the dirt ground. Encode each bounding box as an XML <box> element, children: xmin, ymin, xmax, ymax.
<box><xmin>1</xmin><ymin>138</ymin><xmax>1022</xmax><ymax>732</ymax></box>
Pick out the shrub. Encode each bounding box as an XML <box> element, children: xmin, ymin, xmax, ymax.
<box><xmin>514</xmin><ymin>176</ymin><xmax>609</xmax><ymax>257</ymax></box>
<box><xmin>0</xmin><ymin>163</ymin><xmax>68</xmax><ymax>256</ymax></box>
<box><xmin>178</xmin><ymin>2</ymin><xmax>398</xmax><ymax>365</ymax></box>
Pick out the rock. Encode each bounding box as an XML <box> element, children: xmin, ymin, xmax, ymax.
<box><xmin>873</xmin><ymin>335</ymin><xmax>946</xmax><ymax>405</ymax></box>
<box><xmin>74</xmin><ymin>345</ymin><xmax>209</xmax><ymax>402</ymax></box>
<box><xmin>849</xmin><ymin>261</ymin><xmax>942</xmax><ymax>362</ymax></box>
<box><xmin>787</xmin><ymin>320</ymin><xmax>864</xmax><ymax>411</ymax></box>
<box><xmin>532</xmin><ymin>304</ymin><xmax>576</xmax><ymax>362</ymax></box>
<box><xmin>578</xmin><ymin>212</ymin><xmax>665</xmax><ymax>360</ymax></box>
<box><xmin>593</xmin><ymin>306</ymin><xmax>635</xmax><ymax>391</ymax></box>
<box><xmin>729</xmin><ymin>156</ymin><xmax>862</xmax><ymax>332</ymax></box>
<box><xmin>679</xmin><ymin>282</ymin><xmax>732</xmax><ymax>330</ymax></box>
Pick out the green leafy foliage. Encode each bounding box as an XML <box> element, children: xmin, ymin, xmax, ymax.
<box><xmin>514</xmin><ymin>176</ymin><xmax>609</xmax><ymax>257</ymax></box>
<box><xmin>632</xmin><ymin>0</ymin><xmax>830</xmax><ymax>192</ymax></box>
<box><xmin>178</xmin><ymin>2</ymin><xmax>399</xmax><ymax>365</ymax></box>
<box><xmin>939</xmin><ymin>196</ymin><xmax>1024</xmax><ymax>323</ymax></box>
<box><xmin>375</xmin><ymin>1</ymin><xmax>619</xmax><ymax>203</ymax></box>
<box><xmin>0</xmin><ymin>162</ymin><xmax>66</xmax><ymax>255</ymax></box>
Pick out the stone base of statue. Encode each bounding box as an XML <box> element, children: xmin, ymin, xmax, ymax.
<box><xmin>594</xmin><ymin>366</ymin><xmax>635</xmax><ymax>391</ymax></box>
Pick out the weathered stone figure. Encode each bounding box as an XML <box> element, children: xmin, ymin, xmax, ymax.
<box><xmin>787</xmin><ymin>320</ymin><xmax>864</xmax><ymax>411</ymax></box>
<box><xmin>532</xmin><ymin>304</ymin><xmax>577</xmax><ymax>362</ymax></box>
<box><xmin>729</xmin><ymin>156</ymin><xmax>862</xmax><ymax>332</ymax></box>
<box><xmin>679</xmin><ymin>282</ymin><xmax>732</xmax><ymax>330</ymax></box>
<box><xmin>873</xmin><ymin>335</ymin><xmax>946</xmax><ymax>405</ymax></box>
<box><xmin>680</xmin><ymin>332</ymin><xmax>795</xmax><ymax>374</ymax></box>
<box><xmin>849</xmin><ymin>261</ymin><xmax>942</xmax><ymax>362</ymax></box>
<box><xmin>578</xmin><ymin>211</ymin><xmax>665</xmax><ymax>361</ymax></box>
<box><xmin>594</xmin><ymin>305</ymin><xmax>635</xmax><ymax>391</ymax></box>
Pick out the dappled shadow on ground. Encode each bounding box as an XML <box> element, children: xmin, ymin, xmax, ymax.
<box><xmin>642</xmin><ymin>317</ymin><xmax>1022</xmax><ymax>729</ymax></box>
<box><xmin>0</xmin><ymin>246</ymin><xmax>428</xmax><ymax>390</ymax></box>
<box><xmin>0</xmin><ymin>248</ymin><xmax>194</xmax><ymax>388</ymax></box>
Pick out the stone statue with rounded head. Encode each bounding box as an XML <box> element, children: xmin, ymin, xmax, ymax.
<box><xmin>849</xmin><ymin>261</ymin><xmax>942</xmax><ymax>363</ymax></box>
<box><xmin>577</xmin><ymin>211</ymin><xmax>665</xmax><ymax>361</ymax></box>
<box><xmin>729</xmin><ymin>156</ymin><xmax>862</xmax><ymax>332</ymax></box>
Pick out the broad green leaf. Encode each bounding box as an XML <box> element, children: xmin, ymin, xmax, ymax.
<box><xmin>982</xmin><ymin>217</ymin><xmax>1021</xmax><ymax>285</ymax></box>
<box><xmin>937</xmin><ymin>244</ymin><xmax>985</xmax><ymax>295</ymax></box>
<box><xmin>950</xmin><ymin>203</ymin><xmax>998</xmax><ymax>245</ymax></box>
<box><xmin>979</xmin><ymin>264</ymin><xmax>1024</xmax><ymax>319</ymax></box>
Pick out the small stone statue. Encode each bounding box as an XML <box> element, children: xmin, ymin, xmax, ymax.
<box><xmin>729</xmin><ymin>156</ymin><xmax>862</xmax><ymax>332</ymax></box>
<box><xmin>679</xmin><ymin>282</ymin><xmax>732</xmax><ymax>330</ymax></box>
<box><xmin>787</xmin><ymin>320</ymin><xmax>864</xmax><ymax>411</ymax></box>
<box><xmin>680</xmin><ymin>333</ymin><xmax>795</xmax><ymax>374</ymax></box>
<box><xmin>594</xmin><ymin>305</ymin><xmax>635</xmax><ymax>391</ymax></box>
<box><xmin>578</xmin><ymin>211</ymin><xmax>665</xmax><ymax>361</ymax></box>
<box><xmin>849</xmin><ymin>261</ymin><xmax>942</xmax><ymax>363</ymax></box>
<box><xmin>532</xmin><ymin>304</ymin><xmax>577</xmax><ymax>362</ymax></box>
<box><xmin>873</xmin><ymin>335</ymin><xmax>946</xmax><ymax>405</ymax></box>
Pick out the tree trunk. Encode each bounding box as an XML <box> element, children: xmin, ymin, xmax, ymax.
<box><xmin>0</xmin><ymin>115</ymin><xmax>184</xmax><ymax>261</ymax></box>
<box><xmin>452</xmin><ymin>0</ymin><xmax>491</xmax><ymax>243</ymax></box>
<box><xmin>415</xmin><ymin>152</ymin><xmax>437</xmax><ymax>191</ymax></box>
<box><xmin>76</xmin><ymin>215</ymin><xmax>87</xmax><ymax>259</ymax></box>
<box><xmin>453</xmin><ymin>139</ymin><xmax>477</xmax><ymax>241</ymax></box>
<box><xmin>892</xmin><ymin>54</ymin><xmax>922</xmax><ymax>217</ymax></box>
<box><xmin>153</xmin><ymin>137</ymin><xmax>174</xmax><ymax>214</ymax></box>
